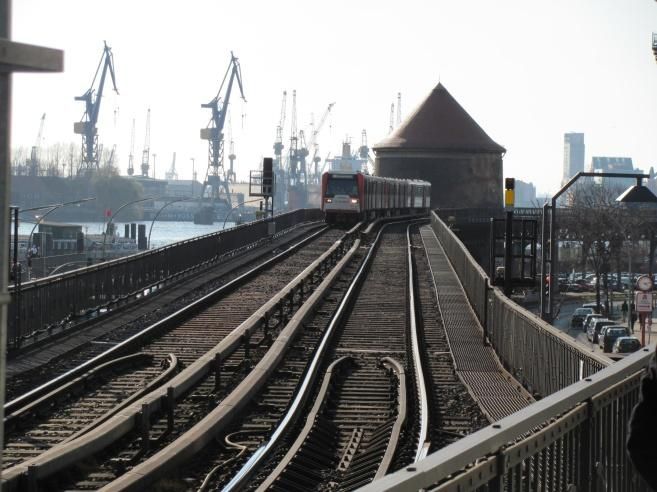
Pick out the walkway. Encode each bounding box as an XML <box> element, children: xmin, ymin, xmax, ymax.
<box><xmin>420</xmin><ymin>225</ymin><xmax>533</xmax><ymax>421</ymax></box>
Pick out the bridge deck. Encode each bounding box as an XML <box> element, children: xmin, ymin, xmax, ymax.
<box><xmin>420</xmin><ymin>225</ymin><xmax>533</xmax><ymax>421</ymax></box>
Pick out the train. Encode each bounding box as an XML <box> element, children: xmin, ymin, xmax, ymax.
<box><xmin>321</xmin><ymin>171</ymin><xmax>431</xmax><ymax>223</ymax></box>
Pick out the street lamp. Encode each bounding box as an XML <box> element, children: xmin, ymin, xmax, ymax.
<box><xmin>147</xmin><ymin>197</ymin><xmax>193</xmax><ymax>249</ymax></box>
<box><xmin>101</xmin><ymin>197</ymin><xmax>153</xmax><ymax>259</ymax></box>
<box><xmin>25</xmin><ymin>197</ymin><xmax>96</xmax><ymax>279</ymax></box>
<box><xmin>222</xmin><ymin>198</ymin><xmax>264</xmax><ymax>230</ymax></box>
<box><xmin>540</xmin><ymin>172</ymin><xmax>657</xmax><ymax>323</ymax></box>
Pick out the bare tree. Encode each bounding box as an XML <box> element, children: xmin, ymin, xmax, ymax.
<box><xmin>565</xmin><ymin>182</ymin><xmax>626</xmax><ymax>312</ymax></box>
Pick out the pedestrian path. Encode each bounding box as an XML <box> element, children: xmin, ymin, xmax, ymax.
<box><xmin>420</xmin><ymin>225</ymin><xmax>534</xmax><ymax>422</ymax></box>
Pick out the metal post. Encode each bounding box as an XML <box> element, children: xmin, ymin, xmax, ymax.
<box><xmin>549</xmin><ymin>196</ymin><xmax>557</xmax><ymax>322</ymax></box>
<box><xmin>0</xmin><ymin>0</ymin><xmax>12</xmax><ymax>470</ymax></box>
<box><xmin>628</xmin><ymin>245</ymin><xmax>633</xmax><ymax>333</ymax></box>
<box><xmin>504</xmin><ymin>210</ymin><xmax>513</xmax><ymax>296</ymax></box>
<box><xmin>12</xmin><ymin>206</ymin><xmax>19</xmax><ymax>343</ymax></box>
<box><xmin>540</xmin><ymin>202</ymin><xmax>550</xmax><ymax>321</ymax></box>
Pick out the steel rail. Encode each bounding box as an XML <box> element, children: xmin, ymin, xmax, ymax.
<box><xmin>407</xmin><ymin>224</ymin><xmax>430</xmax><ymax>462</ymax></box>
<box><xmin>60</xmin><ymin>353</ymin><xmax>179</xmax><ymax>444</ymax></box>
<box><xmin>254</xmin><ymin>356</ymin><xmax>353</xmax><ymax>491</ymax></box>
<box><xmin>374</xmin><ymin>357</ymin><xmax>407</xmax><ymax>479</ymax></box>
<box><xmin>223</xmin><ymin>219</ymin><xmax>416</xmax><ymax>491</ymax></box>
<box><xmin>4</xmin><ymin>226</ymin><xmax>329</xmax><ymax>415</ymax></box>
<box><xmin>4</xmin><ymin>352</ymin><xmax>152</xmax><ymax>426</ymax></box>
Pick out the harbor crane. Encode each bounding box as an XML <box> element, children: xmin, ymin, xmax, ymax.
<box><xmin>388</xmin><ymin>102</ymin><xmax>395</xmax><ymax>134</ymax></box>
<box><xmin>199</xmin><ymin>52</ymin><xmax>246</xmax><ymax>212</ymax></box>
<box><xmin>273</xmin><ymin>90</ymin><xmax>287</xmax><ymax>210</ymax></box>
<box><xmin>396</xmin><ymin>92</ymin><xmax>402</xmax><ymax>126</ymax></box>
<box><xmin>141</xmin><ymin>108</ymin><xmax>151</xmax><ymax>177</ymax></box>
<box><xmin>74</xmin><ymin>41</ymin><xmax>118</xmax><ymax>175</ymax></box>
<box><xmin>127</xmin><ymin>118</ymin><xmax>135</xmax><ymax>176</ymax></box>
<box><xmin>166</xmin><ymin>152</ymin><xmax>178</xmax><ymax>180</ymax></box>
<box><xmin>273</xmin><ymin>91</ymin><xmax>287</xmax><ymax>172</ymax></box>
<box><xmin>29</xmin><ymin>113</ymin><xmax>46</xmax><ymax>176</ymax></box>
<box><xmin>307</xmin><ymin>102</ymin><xmax>335</xmax><ymax>183</ymax></box>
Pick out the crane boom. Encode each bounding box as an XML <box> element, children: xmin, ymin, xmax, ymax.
<box><xmin>74</xmin><ymin>41</ymin><xmax>119</xmax><ymax>175</ymax></box>
<box><xmin>29</xmin><ymin>113</ymin><xmax>46</xmax><ymax>176</ymax></box>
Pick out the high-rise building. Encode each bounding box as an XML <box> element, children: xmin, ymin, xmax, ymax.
<box><xmin>514</xmin><ymin>179</ymin><xmax>537</xmax><ymax>207</ymax></box>
<box><xmin>563</xmin><ymin>133</ymin><xmax>585</xmax><ymax>184</ymax></box>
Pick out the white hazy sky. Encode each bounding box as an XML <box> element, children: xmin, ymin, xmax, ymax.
<box><xmin>10</xmin><ymin>0</ymin><xmax>657</xmax><ymax>196</ymax></box>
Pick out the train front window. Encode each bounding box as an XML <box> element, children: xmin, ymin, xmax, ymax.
<box><xmin>326</xmin><ymin>175</ymin><xmax>358</xmax><ymax>197</ymax></box>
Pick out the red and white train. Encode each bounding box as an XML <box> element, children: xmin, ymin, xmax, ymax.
<box><xmin>321</xmin><ymin>171</ymin><xmax>431</xmax><ymax>223</ymax></box>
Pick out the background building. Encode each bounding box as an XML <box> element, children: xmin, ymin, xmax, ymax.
<box><xmin>590</xmin><ymin>156</ymin><xmax>642</xmax><ymax>189</ymax></box>
<box><xmin>514</xmin><ymin>179</ymin><xmax>537</xmax><ymax>207</ymax></box>
<box><xmin>562</xmin><ymin>133</ymin><xmax>585</xmax><ymax>185</ymax></box>
<box><xmin>373</xmin><ymin>83</ymin><xmax>505</xmax><ymax>209</ymax></box>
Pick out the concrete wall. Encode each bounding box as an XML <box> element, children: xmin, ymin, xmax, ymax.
<box><xmin>374</xmin><ymin>151</ymin><xmax>503</xmax><ymax>209</ymax></box>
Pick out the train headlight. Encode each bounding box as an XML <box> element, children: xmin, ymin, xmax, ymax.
<box><xmin>350</xmin><ymin>198</ymin><xmax>358</xmax><ymax>204</ymax></box>
<box><xmin>325</xmin><ymin>198</ymin><xmax>332</xmax><ymax>203</ymax></box>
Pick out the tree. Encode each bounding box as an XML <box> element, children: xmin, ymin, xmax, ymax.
<box><xmin>91</xmin><ymin>167</ymin><xmax>144</xmax><ymax>221</ymax></box>
<box><xmin>565</xmin><ymin>181</ymin><xmax>625</xmax><ymax>312</ymax></box>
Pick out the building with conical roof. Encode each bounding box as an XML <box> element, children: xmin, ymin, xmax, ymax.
<box><xmin>373</xmin><ymin>83</ymin><xmax>504</xmax><ymax>209</ymax></box>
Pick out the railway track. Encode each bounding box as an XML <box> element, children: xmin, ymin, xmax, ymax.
<box><xmin>93</xmin><ymin>220</ymin><xmax>415</xmax><ymax>491</ymax></box>
<box><xmin>3</xmin><ymin>217</ymin><xmax>500</xmax><ymax>491</ymax></box>
<box><xmin>6</xmin><ymin>221</ymin><xmax>321</xmax><ymax>401</ymax></box>
<box><xmin>1</xmin><ymin>225</ymin><xmax>356</xmax><ymax>489</ymax></box>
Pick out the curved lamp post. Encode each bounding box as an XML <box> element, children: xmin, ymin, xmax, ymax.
<box><xmin>540</xmin><ymin>172</ymin><xmax>657</xmax><ymax>323</ymax></box>
<box><xmin>26</xmin><ymin>197</ymin><xmax>95</xmax><ymax>279</ymax></box>
<box><xmin>101</xmin><ymin>197</ymin><xmax>153</xmax><ymax>259</ymax></box>
<box><xmin>148</xmin><ymin>197</ymin><xmax>193</xmax><ymax>249</ymax></box>
<box><xmin>222</xmin><ymin>198</ymin><xmax>264</xmax><ymax>230</ymax></box>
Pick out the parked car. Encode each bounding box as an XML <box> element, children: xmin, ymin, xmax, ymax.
<box><xmin>612</xmin><ymin>336</ymin><xmax>642</xmax><ymax>355</ymax></box>
<box><xmin>581</xmin><ymin>302</ymin><xmax>601</xmax><ymax>313</ymax></box>
<box><xmin>587</xmin><ymin>319</ymin><xmax>617</xmax><ymax>343</ymax></box>
<box><xmin>571</xmin><ymin>307</ymin><xmax>594</xmax><ymax>328</ymax></box>
<box><xmin>600</xmin><ymin>326</ymin><xmax>631</xmax><ymax>352</ymax></box>
<box><xmin>582</xmin><ymin>313</ymin><xmax>603</xmax><ymax>333</ymax></box>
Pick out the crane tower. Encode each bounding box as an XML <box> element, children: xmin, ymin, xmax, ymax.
<box><xmin>141</xmin><ymin>109</ymin><xmax>151</xmax><ymax>177</ymax></box>
<box><xmin>127</xmin><ymin>118</ymin><xmax>135</xmax><ymax>176</ymax></box>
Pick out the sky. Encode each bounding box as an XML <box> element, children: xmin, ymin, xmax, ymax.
<box><xmin>10</xmin><ymin>0</ymin><xmax>657</xmax><ymax>196</ymax></box>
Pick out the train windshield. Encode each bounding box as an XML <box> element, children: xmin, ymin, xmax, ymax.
<box><xmin>326</xmin><ymin>174</ymin><xmax>358</xmax><ymax>197</ymax></box>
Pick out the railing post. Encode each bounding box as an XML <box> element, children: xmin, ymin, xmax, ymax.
<box><xmin>579</xmin><ymin>398</ymin><xmax>594</xmax><ymax>492</ymax></box>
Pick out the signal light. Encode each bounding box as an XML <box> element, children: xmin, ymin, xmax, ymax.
<box><xmin>504</xmin><ymin>177</ymin><xmax>515</xmax><ymax>208</ymax></box>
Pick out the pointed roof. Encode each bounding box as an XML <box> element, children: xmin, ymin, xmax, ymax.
<box><xmin>374</xmin><ymin>83</ymin><xmax>505</xmax><ymax>154</ymax></box>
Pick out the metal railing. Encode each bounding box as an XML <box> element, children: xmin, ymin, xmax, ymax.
<box><xmin>360</xmin><ymin>346</ymin><xmax>652</xmax><ymax>491</ymax></box>
<box><xmin>358</xmin><ymin>211</ymin><xmax>652</xmax><ymax>491</ymax></box>
<box><xmin>6</xmin><ymin>209</ymin><xmax>323</xmax><ymax>350</ymax></box>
